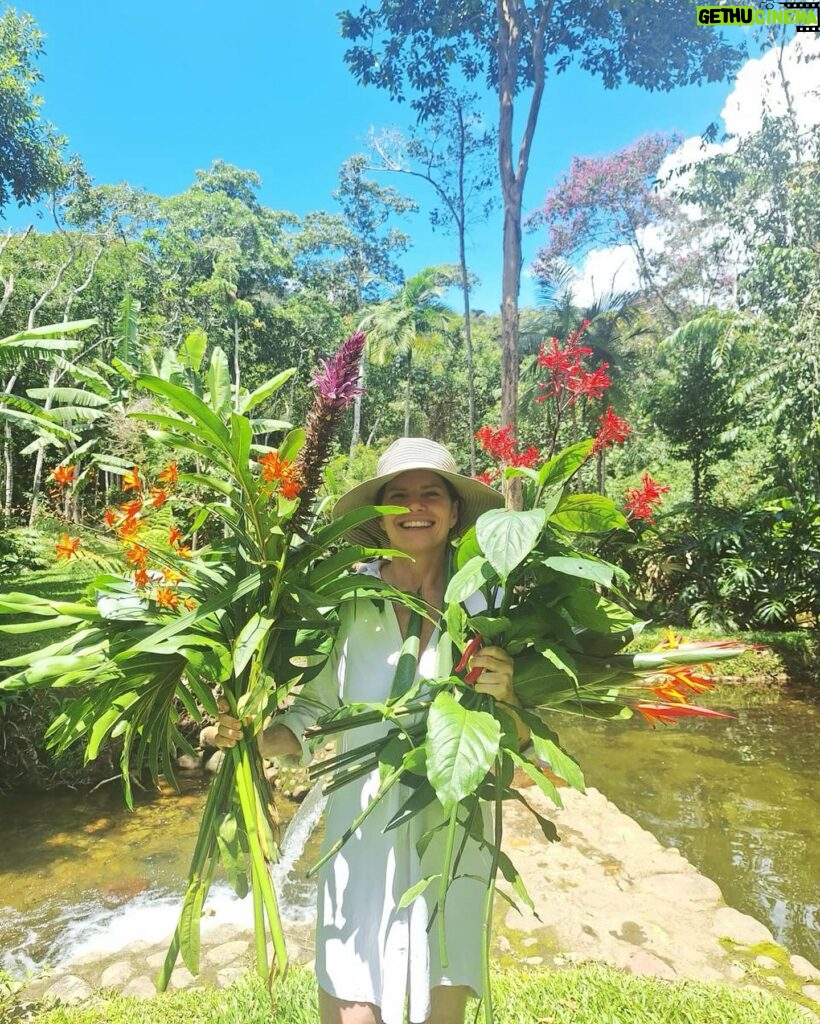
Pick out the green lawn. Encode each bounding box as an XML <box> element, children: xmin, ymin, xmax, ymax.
<box><xmin>5</xmin><ymin>964</ymin><xmax>813</xmax><ymax>1024</ymax></box>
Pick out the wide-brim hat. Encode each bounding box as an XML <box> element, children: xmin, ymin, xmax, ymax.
<box><xmin>333</xmin><ymin>437</ymin><xmax>505</xmax><ymax>547</ymax></box>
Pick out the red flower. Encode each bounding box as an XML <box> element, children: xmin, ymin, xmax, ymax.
<box><xmin>150</xmin><ymin>488</ymin><xmax>169</xmax><ymax>508</ymax></box>
<box><xmin>510</xmin><ymin>445</ymin><xmax>541</xmax><ymax>469</ymax></box>
<box><xmin>119</xmin><ymin>498</ymin><xmax>143</xmax><ymax>518</ymax></box>
<box><xmin>50</xmin><ymin>465</ymin><xmax>77</xmax><ymax>489</ymax></box>
<box><xmin>103</xmin><ymin>508</ymin><xmax>119</xmax><ymax>529</ymax></box>
<box><xmin>624</xmin><ymin>472</ymin><xmax>670</xmax><ymax>524</ymax></box>
<box><xmin>592</xmin><ymin>406</ymin><xmax>631</xmax><ymax>454</ymax></box>
<box><xmin>633</xmin><ymin>702</ymin><xmax>734</xmax><ymax>726</ymax></box>
<box><xmin>133</xmin><ymin>568</ymin><xmax>151</xmax><ymax>587</ymax></box>
<box><xmin>475</xmin><ymin>424</ymin><xmax>518</xmax><ymax>462</ymax></box>
<box><xmin>168</xmin><ymin>527</ymin><xmax>183</xmax><ymax>547</ymax></box>
<box><xmin>55</xmin><ymin>534</ymin><xmax>81</xmax><ymax>560</ymax></box>
<box><xmin>259</xmin><ymin>450</ymin><xmax>302</xmax><ymax>497</ymax></box>
<box><xmin>535</xmin><ymin>322</ymin><xmax>612</xmax><ymax>407</ymax></box>
<box><xmin>474</xmin><ymin>470</ymin><xmax>498</xmax><ymax>486</ymax></box>
<box><xmin>124</xmin><ymin>544</ymin><xmax>150</xmax><ymax>567</ymax></box>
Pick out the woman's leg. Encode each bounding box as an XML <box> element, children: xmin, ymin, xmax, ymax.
<box><xmin>425</xmin><ymin>984</ymin><xmax>470</xmax><ymax>1024</ymax></box>
<box><xmin>318</xmin><ymin>986</ymin><xmax>383</xmax><ymax>1024</ymax></box>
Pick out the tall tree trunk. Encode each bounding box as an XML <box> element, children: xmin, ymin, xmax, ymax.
<box><xmin>2</xmin><ymin>373</ymin><xmax>18</xmax><ymax>517</ymax></box>
<box><xmin>233</xmin><ymin>317</ymin><xmax>241</xmax><ymax>412</ymax></box>
<box><xmin>349</xmin><ymin>351</ymin><xmax>366</xmax><ymax>455</ymax></box>
<box><xmin>403</xmin><ymin>351</ymin><xmax>412</xmax><ymax>437</ymax></box>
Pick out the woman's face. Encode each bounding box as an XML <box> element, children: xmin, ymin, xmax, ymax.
<box><xmin>380</xmin><ymin>469</ymin><xmax>459</xmax><ymax>557</ymax></box>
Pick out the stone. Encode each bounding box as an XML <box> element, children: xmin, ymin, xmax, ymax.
<box><xmin>802</xmin><ymin>984</ymin><xmax>820</xmax><ymax>1003</ymax></box>
<box><xmin>728</xmin><ymin>964</ymin><xmax>747</xmax><ymax>981</ymax></box>
<box><xmin>146</xmin><ymin>951</ymin><xmax>168</xmax><ymax>969</ymax></box>
<box><xmin>755</xmin><ymin>955</ymin><xmax>780</xmax><ymax>970</ymax></box>
<box><xmin>204</xmin><ymin>749</ymin><xmax>225</xmax><ymax>773</ymax></box>
<box><xmin>216</xmin><ymin>966</ymin><xmax>246</xmax><ymax>988</ymax></box>
<box><xmin>176</xmin><ymin>753</ymin><xmax>201</xmax><ymax>771</ymax></box>
<box><xmin>169</xmin><ymin>965</ymin><xmax>196</xmax><ymax>989</ymax></box>
<box><xmin>204</xmin><ymin>939</ymin><xmax>251</xmax><ymax>966</ymax></box>
<box><xmin>122</xmin><ymin>975</ymin><xmax>158</xmax><ymax>1000</ymax></box>
<box><xmin>768</xmin><ymin>976</ymin><xmax>786</xmax><ymax>988</ymax></box>
<box><xmin>624</xmin><ymin>950</ymin><xmax>677</xmax><ymax>981</ymax></box>
<box><xmin>45</xmin><ymin>975</ymin><xmax>94</xmax><ymax>1003</ymax></box>
<box><xmin>99</xmin><ymin>962</ymin><xmax>135</xmax><ymax>988</ymax></box>
<box><xmin>523</xmin><ymin>956</ymin><xmax>544</xmax><ymax>966</ymax></box>
<box><xmin>791</xmin><ymin>956</ymin><xmax>820</xmax><ymax>981</ymax></box>
<box><xmin>496</xmin><ymin>935</ymin><xmax>511</xmax><ymax>953</ymax></box>
<box><xmin>712</xmin><ymin>906</ymin><xmax>774</xmax><ymax>946</ymax></box>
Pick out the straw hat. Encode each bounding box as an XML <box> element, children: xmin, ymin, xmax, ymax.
<box><xmin>333</xmin><ymin>437</ymin><xmax>505</xmax><ymax>547</ymax></box>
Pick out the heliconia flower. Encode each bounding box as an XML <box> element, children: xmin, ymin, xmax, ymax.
<box><xmin>125</xmin><ymin>544</ymin><xmax>150</xmax><ymax>567</ymax></box>
<box><xmin>633</xmin><ymin>702</ymin><xmax>734</xmax><ymax>726</ymax></box>
<box><xmin>157</xmin><ymin>461</ymin><xmax>179</xmax><ymax>487</ymax></box>
<box><xmin>49</xmin><ymin>465</ymin><xmax>77</xmax><ymax>489</ymax></box>
<box><xmin>150</xmin><ymin>488</ymin><xmax>169</xmax><ymax>508</ymax></box>
<box><xmin>122</xmin><ymin>467</ymin><xmax>142</xmax><ymax>492</ymax></box>
<box><xmin>55</xmin><ymin>534</ymin><xmax>81</xmax><ymax>560</ymax></box>
<box><xmin>133</xmin><ymin>568</ymin><xmax>151</xmax><ymax>587</ymax></box>
<box><xmin>293</xmin><ymin>332</ymin><xmax>367</xmax><ymax>522</ymax></box>
<box><xmin>624</xmin><ymin>472</ymin><xmax>670</xmax><ymax>524</ymax></box>
<box><xmin>155</xmin><ymin>587</ymin><xmax>179</xmax><ymax>609</ymax></box>
<box><xmin>592</xmin><ymin>406</ymin><xmax>631</xmax><ymax>454</ymax></box>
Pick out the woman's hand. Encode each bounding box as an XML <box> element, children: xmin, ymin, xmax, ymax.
<box><xmin>199</xmin><ymin>698</ymin><xmax>243</xmax><ymax>750</ymax></box>
<box><xmin>470</xmin><ymin>646</ymin><xmax>530</xmax><ymax>747</ymax></box>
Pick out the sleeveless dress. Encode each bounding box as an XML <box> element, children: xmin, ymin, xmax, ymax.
<box><xmin>278</xmin><ymin>562</ymin><xmax>490</xmax><ymax>1024</ymax></box>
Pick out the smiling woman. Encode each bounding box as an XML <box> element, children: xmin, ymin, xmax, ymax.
<box><xmin>209</xmin><ymin>437</ymin><xmax>518</xmax><ymax>1024</ymax></box>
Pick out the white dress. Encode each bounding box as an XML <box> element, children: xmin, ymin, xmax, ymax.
<box><xmin>278</xmin><ymin>562</ymin><xmax>490</xmax><ymax>1024</ymax></box>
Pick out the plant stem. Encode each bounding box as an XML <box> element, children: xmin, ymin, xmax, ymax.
<box><xmin>436</xmin><ymin>804</ymin><xmax>460</xmax><ymax>970</ymax></box>
<box><xmin>481</xmin><ymin>757</ymin><xmax>504</xmax><ymax>1024</ymax></box>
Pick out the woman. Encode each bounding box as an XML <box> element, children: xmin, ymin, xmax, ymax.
<box><xmin>206</xmin><ymin>438</ymin><xmax>527</xmax><ymax>1024</ymax></box>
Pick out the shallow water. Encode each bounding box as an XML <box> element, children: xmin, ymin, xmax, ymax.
<box><xmin>1</xmin><ymin>696</ymin><xmax>818</xmax><ymax>978</ymax></box>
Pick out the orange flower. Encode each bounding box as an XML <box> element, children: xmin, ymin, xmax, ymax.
<box><xmin>55</xmin><ymin>534</ymin><xmax>81</xmax><ymax>560</ymax></box>
<box><xmin>50</xmin><ymin>465</ymin><xmax>77</xmax><ymax>489</ymax></box>
<box><xmin>280</xmin><ymin>478</ymin><xmax>303</xmax><ymax>500</ymax></box>
<box><xmin>122</xmin><ymin>466</ymin><xmax>142</xmax><ymax>492</ymax></box>
<box><xmin>124</xmin><ymin>544</ymin><xmax>149</xmax><ymax>567</ymax></box>
<box><xmin>133</xmin><ymin>568</ymin><xmax>151</xmax><ymax>587</ymax></box>
<box><xmin>119</xmin><ymin>498</ymin><xmax>143</xmax><ymax>518</ymax></box>
<box><xmin>183</xmin><ymin>597</ymin><xmax>197</xmax><ymax>611</ymax></box>
<box><xmin>176</xmin><ymin>545</ymin><xmax>192</xmax><ymax>558</ymax></box>
<box><xmin>117</xmin><ymin>516</ymin><xmax>141</xmax><ymax>539</ymax></box>
<box><xmin>103</xmin><ymin>508</ymin><xmax>119</xmax><ymax>529</ymax></box>
<box><xmin>162</xmin><ymin>569</ymin><xmax>183</xmax><ymax>584</ymax></box>
<box><xmin>258</xmin><ymin>451</ymin><xmax>286</xmax><ymax>482</ymax></box>
<box><xmin>150</xmin><ymin>488</ymin><xmax>169</xmax><ymax>508</ymax></box>
<box><xmin>155</xmin><ymin>587</ymin><xmax>179</xmax><ymax>609</ymax></box>
<box><xmin>157</xmin><ymin>461</ymin><xmax>179</xmax><ymax>487</ymax></box>
<box><xmin>168</xmin><ymin>526</ymin><xmax>183</xmax><ymax>546</ymax></box>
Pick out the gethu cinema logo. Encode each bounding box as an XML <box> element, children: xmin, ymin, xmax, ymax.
<box><xmin>697</xmin><ymin>4</ymin><xmax>819</xmax><ymax>28</ymax></box>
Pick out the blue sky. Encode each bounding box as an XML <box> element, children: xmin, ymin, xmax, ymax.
<box><xmin>4</xmin><ymin>1</ymin><xmax>742</xmax><ymax>312</ymax></box>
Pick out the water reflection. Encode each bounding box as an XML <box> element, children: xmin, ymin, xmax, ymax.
<box><xmin>552</xmin><ymin>699</ymin><xmax>819</xmax><ymax>964</ymax></box>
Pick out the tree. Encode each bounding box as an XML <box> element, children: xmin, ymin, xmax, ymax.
<box><xmin>294</xmin><ymin>155</ymin><xmax>417</xmax><ymax>451</ymax></box>
<box><xmin>339</xmin><ymin>0</ymin><xmax>747</xmax><ymax>492</ymax></box>
<box><xmin>371</xmin><ymin>90</ymin><xmax>497</xmax><ymax>471</ymax></box>
<box><xmin>0</xmin><ymin>7</ymin><xmax>65</xmax><ymax>212</ymax></box>
<box><xmin>358</xmin><ymin>266</ymin><xmax>457</xmax><ymax>436</ymax></box>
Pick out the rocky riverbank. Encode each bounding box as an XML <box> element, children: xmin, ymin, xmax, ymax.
<box><xmin>11</xmin><ymin>784</ymin><xmax>820</xmax><ymax>1019</ymax></box>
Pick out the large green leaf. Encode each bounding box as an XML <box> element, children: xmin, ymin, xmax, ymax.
<box><xmin>550</xmin><ymin>494</ymin><xmax>629</xmax><ymax>534</ymax></box>
<box><xmin>444</xmin><ymin>555</ymin><xmax>495</xmax><ymax>604</ymax></box>
<box><xmin>538</xmin><ymin>440</ymin><xmax>594</xmax><ymax>489</ymax></box>
<box><xmin>233</xmin><ymin>613</ymin><xmax>274</xmax><ymax>678</ymax></box>
<box><xmin>476</xmin><ymin>508</ymin><xmax>545</xmax><ymax>579</ymax></box>
<box><xmin>563</xmin><ymin>590</ymin><xmax>636</xmax><ymax>634</ymax></box>
<box><xmin>425</xmin><ymin>691</ymin><xmax>501</xmax><ymax>811</ymax></box>
<box><xmin>180</xmin><ymin>329</ymin><xmax>208</xmax><ymax>373</ymax></box>
<box><xmin>0</xmin><ymin>319</ymin><xmax>96</xmax><ymax>345</ymax></box>
<box><xmin>543</xmin><ymin>555</ymin><xmax>614</xmax><ymax>587</ymax></box>
<box><xmin>178</xmin><ymin>877</ymin><xmax>206</xmax><ymax>975</ymax></box>
<box><xmin>115</xmin><ymin>295</ymin><xmax>142</xmax><ymax>368</ymax></box>
<box><xmin>135</xmin><ymin>375</ymin><xmax>230</xmax><ymax>447</ymax></box>
<box><xmin>240</xmin><ymin>368</ymin><xmax>296</xmax><ymax>414</ymax></box>
<box><xmin>207</xmin><ymin>346</ymin><xmax>232</xmax><ymax>422</ymax></box>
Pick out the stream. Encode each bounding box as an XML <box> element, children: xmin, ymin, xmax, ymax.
<box><xmin>1</xmin><ymin>693</ymin><xmax>817</xmax><ymax>978</ymax></box>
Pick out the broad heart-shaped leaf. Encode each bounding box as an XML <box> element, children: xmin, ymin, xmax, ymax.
<box><xmin>550</xmin><ymin>494</ymin><xmax>629</xmax><ymax>534</ymax></box>
<box><xmin>476</xmin><ymin>508</ymin><xmax>546</xmax><ymax>580</ymax></box>
<box><xmin>444</xmin><ymin>555</ymin><xmax>495</xmax><ymax>604</ymax></box>
<box><xmin>425</xmin><ymin>691</ymin><xmax>501</xmax><ymax>812</ymax></box>
<box><xmin>538</xmin><ymin>439</ymin><xmax>594</xmax><ymax>489</ymax></box>
<box><xmin>543</xmin><ymin>555</ymin><xmax>614</xmax><ymax>588</ymax></box>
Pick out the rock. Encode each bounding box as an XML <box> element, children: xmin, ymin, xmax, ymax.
<box><xmin>768</xmin><ymin>976</ymin><xmax>786</xmax><ymax>988</ymax></box>
<box><xmin>146</xmin><ymin>951</ymin><xmax>168</xmax><ymax>969</ymax></box>
<box><xmin>99</xmin><ymin>962</ymin><xmax>135</xmax><ymax>988</ymax></box>
<box><xmin>497</xmin><ymin>935</ymin><xmax>511</xmax><ymax>953</ymax></box>
<box><xmin>204</xmin><ymin>750</ymin><xmax>225</xmax><ymax>773</ymax></box>
<box><xmin>803</xmin><ymin>984</ymin><xmax>820</xmax><ymax>1003</ymax></box>
<box><xmin>121</xmin><ymin>975</ymin><xmax>158</xmax><ymax>999</ymax></box>
<box><xmin>711</xmin><ymin>906</ymin><xmax>774</xmax><ymax>946</ymax></box>
<box><xmin>728</xmin><ymin>964</ymin><xmax>747</xmax><ymax>981</ymax></box>
<box><xmin>45</xmin><ymin>975</ymin><xmax>94</xmax><ymax>1003</ymax></box>
<box><xmin>204</xmin><ymin>939</ymin><xmax>251</xmax><ymax>967</ymax></box>
<box><xmin>792</xmin><ymin>956</ymin><xmax>820</xmax><ymax>981</ymax></box>
<box><xmin>176</xmin><ymin>754</ymin><xmax>201</xmax><ymax>771</ymax></box>
<box><xmin>216</xmin><ymin>966</ymin><xmax>246</xmax><ymax>988</ymax></box>
<box><xmin>755</xmin><ymin>955</ymin><xmax>780</xmax><ymax>970</ymax></box>
<box><xmin>624</xmin><ymin>950</ymin><xmax>677</xmax><ymax>981</ymax></box>
<box><xmin>169</xmin><ymin>965</ymin><xmax>196</xmax><ymax>990</ymax></box>
<box><xmin>523</xmin><ymin>956</ymin><xmax>544</xmax><ymax>966</ymax></box>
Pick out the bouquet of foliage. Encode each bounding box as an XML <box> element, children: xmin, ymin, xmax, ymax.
<box><xmin>0</xmin><ymin>331</ymin><xmax>427</xmax><ymax>990</ymax></box>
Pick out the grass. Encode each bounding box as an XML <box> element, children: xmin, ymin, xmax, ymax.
<box><xmin>3</xmin><ymin>965</ymin><xmax>813</xmax><ymax>1024</ymax></box>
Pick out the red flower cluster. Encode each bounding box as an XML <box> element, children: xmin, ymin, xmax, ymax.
<box><xmin>258</xmin><ymin>451</ymin><xmax>302</xmax><ymax>500</ymax></box>
<box><xmin>592</xmin><ymin>406</ymin><xmax>631</xmax><ymax>454</ymax></box>
<box><xmin>536</xmin><ymin>321</ymin><xmax>611</xmax><ymax>406</ymax></box>
<box><xmin>49</xmin><ymin>464</ymin><xmax>77</xmax><ymax>489</ymax></box>
<box><xmin>624</xmin><ymin>472</ymin><xmax>670</xmax><ymax>524</ymax></box>
<box><xmin>475</xmin><ymin>425</ymin><xmax>541</xmax><ymax>484</ymax></box>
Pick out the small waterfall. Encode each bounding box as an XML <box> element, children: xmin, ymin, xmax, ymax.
<box><xmin>272</xmin><ymin>780</ymin><xmax>326</xmax><ymax>922</ymax></box>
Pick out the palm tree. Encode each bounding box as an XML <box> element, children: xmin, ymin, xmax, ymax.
<box><xmin>358</xmin><ymin>266</ymin><xmax>457</xmax><ymax>437</ymax></box>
